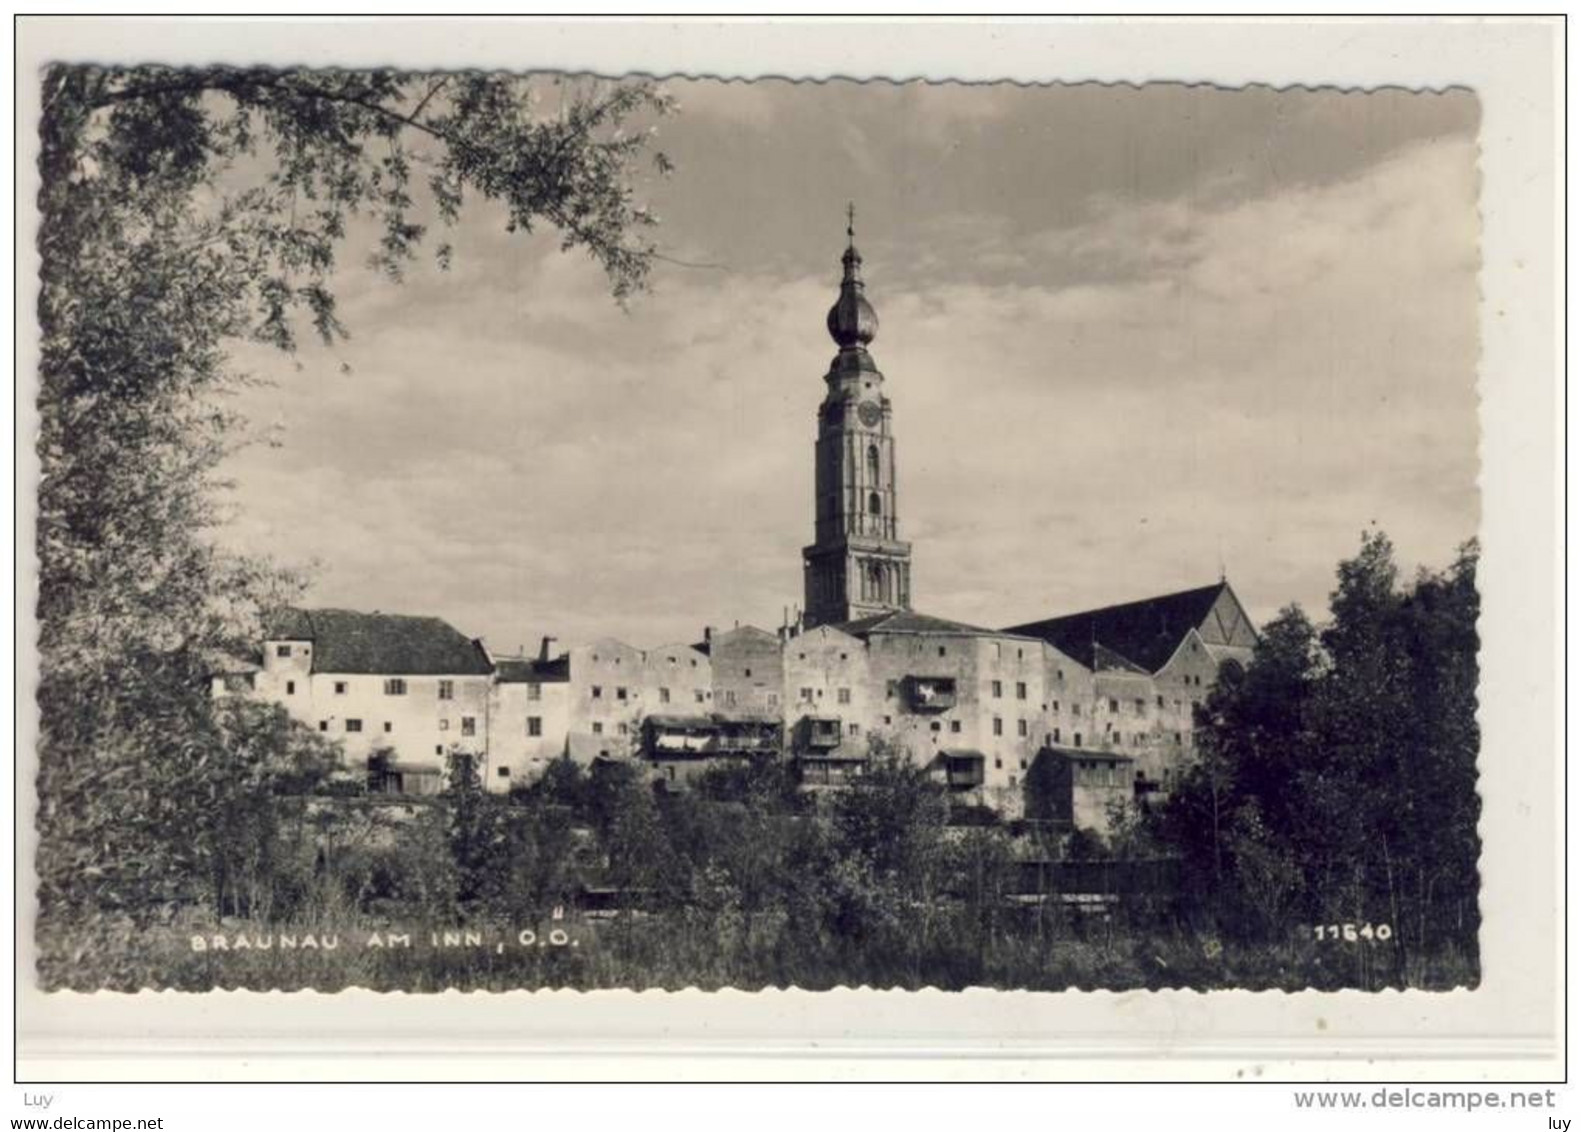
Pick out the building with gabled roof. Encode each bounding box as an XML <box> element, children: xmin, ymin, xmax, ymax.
<box><xmin>264</xmin><ymin>607</ymin><xmax>494</xmax><ymax>676</ymax></box>
<box><xmin>488</xmin><ymin>638</ymin><xmax>572</xmax><ymax>789</ymax></box>
<box><xmin>249</xmin><ymin>606</ymin><xmax>496</xmax><ymax>793</ymax></box>
<box><xmin>836</xmin><ymin>609</ymin><xmax>1021</xmax><ymax>640</ymax></box>
<box><xmin>1002</xmin><ymin>581</ymin><xmax>1258</xmax><ymax>800</ymax></box>
<box><xmin>1003</xmin><ymin>581</ymin><xmax>1256</xmax><ymax>674</ymax></box>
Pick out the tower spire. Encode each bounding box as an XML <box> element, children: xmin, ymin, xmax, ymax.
<box><xmin>827</xmin><ymin>203</ymin><xmax>877</xmax><ymax>350</ymax></box>
<box><xmin>803</xmin><ymin>217</ymin><xmax>912</xmax><ymax>628</ymax></box>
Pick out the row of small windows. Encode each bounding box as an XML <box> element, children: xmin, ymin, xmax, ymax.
<box><xmin>1097</xmin><ymin>695</ymin><xmax>1202</xmax><ymax>714</ymax></box>
<box><xmin>284</xmin><ymin>677</ymin><xmax>467</xmax><ymax>699</ymax></box>
<box><xmin>321</xmin><ymin>716</ymin><xmax>477</xmax><ymax>736</ymax></box>
<box><xmin>718</xmin><ymin>690</ymin><xmax>778</xmax><ymax>708</ymax></box>
<box><xmin>319</xmin><ymin>716</ymin><xmax>1186</xmax><ymax>746</ymax></box>
<box><xmin>796</xmin><ymin>687</ymin><xmax>853</xmax><ymax>704</ymax></box>
<box><xmin>591</xmin><ymin>652</ymin><xmax>700</xmax><ymax>669</ymax></box>
<box><xmin>592</xmin><ymin>685</ymin><xmax>709</xmax><ymax>705</ymax></box>
<box><xmin>288</xmin><ymin>683</ymin><xmax>1199</xmax><ymax>726</ymax></box>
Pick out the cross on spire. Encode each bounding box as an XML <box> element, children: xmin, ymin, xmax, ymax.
<box><xmin>846</xmin><ymin>202</ymin><xmax>856</xmax><ymax>248</ymax></box>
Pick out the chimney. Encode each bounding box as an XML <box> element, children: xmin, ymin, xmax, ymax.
<box><xmin>538</xmin><ymin>635</ymin><xmax>558</xmax><ymax>663</ymax></box>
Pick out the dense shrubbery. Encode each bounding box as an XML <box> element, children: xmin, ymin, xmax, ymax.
<box><xmin>36</xmin><ymin>533</ymin><xmax>1482</xmax><ymax>992</ymax></box>
<box><xmin>33</xmin><ymin>64</ymin><xmax>670</xmax><ymax>988</ymax></box>
<box><xmin>36</xmin><ymin>438</ymin><xmax>1483</xmax><ymax>995</ymax></box>
<box><xmin>1151</xmin><ymin>533</ymin><xmax>1481</xmax><ymax>981</ymax></box>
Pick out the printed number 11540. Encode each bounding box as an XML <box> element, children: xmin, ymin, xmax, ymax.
<box><xmin>1313</xmin><ymin>922</ymin><xmax>1393</xmax><ymax>942</ymax></box>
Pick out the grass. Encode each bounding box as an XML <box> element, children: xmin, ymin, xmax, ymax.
<box><xmin>35</xmin><ymin>909</ymin><xmax>1478</xmax><ymax>993</ymax></box>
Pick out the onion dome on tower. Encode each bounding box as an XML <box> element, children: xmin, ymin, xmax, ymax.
<box><xmin>826</xmin><ymin>204</ymin><xmax>879</xmax><ymax>352</ymax></box>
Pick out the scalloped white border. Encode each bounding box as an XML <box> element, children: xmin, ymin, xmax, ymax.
<box><xmin>10</xmin><ymin>15</ymin><xmax>1563</xmax><ymax>1082</ymax></box>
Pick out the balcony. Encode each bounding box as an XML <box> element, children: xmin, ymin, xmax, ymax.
<box><xmin>797</xmin><ymin>715</ymin><xmax>843</xmax><ymax>750</ymax></box>
<box><xmin>905</xmin><ymin>676</ymin><xmax>957</xmax><ymax>712</ymax></box>
<box><xmin>941</xmin><ymin>750</ymin><xmax>985</xmax><ymax>790</ymax></box>
<box><xmin>643</xmin><ymin>714</ymin><xmax>782</xmax><ymax>759</ymax></box>
<box><xmin>714</xmin><ymin>718</ymin><xmax>782</xmax><ymax>754</ymax></box>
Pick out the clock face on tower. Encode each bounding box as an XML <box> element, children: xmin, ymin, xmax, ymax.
<box><xmin>857</xmin><ymin>400</ymin><xmax>882</xmax><ymax>428</ymax></box>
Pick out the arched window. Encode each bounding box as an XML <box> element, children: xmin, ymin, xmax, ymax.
<box><xmin>868</xmin><ymin>491</ymin><xmax>882</xmax><ymax>516</ymax></box>
<box><xmin>867</xmin><ymin>444</ymin><xmax>880</xmax><ymax>484</ymax></box>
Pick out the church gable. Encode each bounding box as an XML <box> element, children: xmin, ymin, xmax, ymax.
<box><xmin>1199</xmin><ymin>584</ymin><xmax>1259</xmax><ymax>648</ymax></box>
<box><xmin>1004</xmin><ymin>582</ymin><xmax>1229</xmax><ymax>672</ymax></box>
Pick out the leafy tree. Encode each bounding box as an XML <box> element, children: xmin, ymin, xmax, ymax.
<box><xmin>1164</xmin><ymin>604</ymin><xmax>1321</xmax><ymax>893</ymax></box>
<box><xmin>831</xmin><ymin>738</ymin><xmax>949</xmax><ymax>883</ymax></box>
<box><xmin>1160</xmin><ymin>532</ymin><xmax>1481</xmax><ymax>977</ymax></box>
<box><xmin>693</xmin><ymin>755</ymin><xmax>804</xmax><ymax>811</ymax></box>
<box><xmin>202</xmin><ymin>699</ymin><xmax>341</xmax><ymax>920</ymax></box>
<box><xmin>441</xmin><ymin>750</ymin><xmax>499</xmax><ymax>908</ymax></box>
<box><xmin>518</xmin><ymin>753</ymin><xmax>589</xmax><ymax>816</ymax></box>
<box><xmin>34</xmin><ymin>66</ymin><xmax>672</xmax><ymax>935</ymax></box>
<box><xmin>1308</xmin><ymin>535</ymin><xmax>1481</xmax><ymax>965</ymax></box>
<box><xmin>586</xmin><ymin>758</ymin><xmax>674</xmax><ymax>896</ymax></box>
<box><xmin>825</xmin><ymin>738</ymin><xmax>951</xmax><ymax>969</ymax></box>
<box><xmin>944</xmin><ymin>825</ymin><xmax>1017</xmax><ymax>958</ymax></box>
<box><xmin>1063</xmin><ymin>827</ymin><xmax>1107</xmax><ymax>861</ymax></box>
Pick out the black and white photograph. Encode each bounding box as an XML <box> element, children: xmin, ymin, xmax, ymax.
<box><xmin>12</xmin><ymin>13</ymin><xmax>1564</xmax><ymax>1094</ymax></box>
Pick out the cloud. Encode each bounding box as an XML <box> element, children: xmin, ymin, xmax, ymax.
<box><xmin>215</xmin><ymin>83</ymin><xmax>1479</xmax><ymax>651</ymax></box>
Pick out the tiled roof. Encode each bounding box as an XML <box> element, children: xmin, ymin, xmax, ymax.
<box><xmin>643</xmin><ymin>714</ymin><xmax>712</xmax><ymax>731</ymax></box>
<box><xmin>263</xmin><ymin>607</ymin><xmax>315</xmax><ymax>640</ymax></box>
<box><xmin>692</xmin><ymin>624</ymin><xmax>778</xmax><ymax>655</ymax></box>
<box><xmin>645</xmin><ymin>713</ymin><xmax>780</xmax><ymax>730</ymax></box>
<box><xmin>1003</xmin><ymin>582</ymin><xmax>1231</xmax><ymax>673</ymax></box>
<box><xmin>494</xmin><ymin>656</ymin><xmax>570</xmax><ymax>684</ymax></box>
<box><xmin>1091</xmin><ymin>643</ymin><xmax>1151</xmax><ymax>675</ymax></box>
<box><xmin>1040</xmin><ymin>744</ymin><xmax>1136</xmax><ymax>762</ymax></box>
<box><xmin>837</xmin><ymin>609</ymin><xmax>1036</xmax><ymax>640</ymax></box>
<box><xmin>264</xmin><ymin>607</ymin><xmax>493</xmax><ymax>676</ymax></box>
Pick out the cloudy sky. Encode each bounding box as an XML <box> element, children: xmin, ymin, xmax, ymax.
<box><xmin>219</xmin><ymin>79</ymin><xmax>1481</xmax><ymax>655</ymax></box>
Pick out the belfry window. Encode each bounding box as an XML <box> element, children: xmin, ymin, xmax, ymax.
<box><xmin>868</xmin><ymin>491</ymin><xmax>881</xmax><ymax>516</ymax></box>
<box><xmin>867</xmin><ymin>444</ymin><xmax>880</xmax><ymax>482</ymax></box>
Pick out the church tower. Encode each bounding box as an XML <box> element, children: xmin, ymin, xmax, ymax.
<box><xmin>802</xmin><ymin>209</ymin><xmax>913</xmax><ymax>628</ymax></box>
